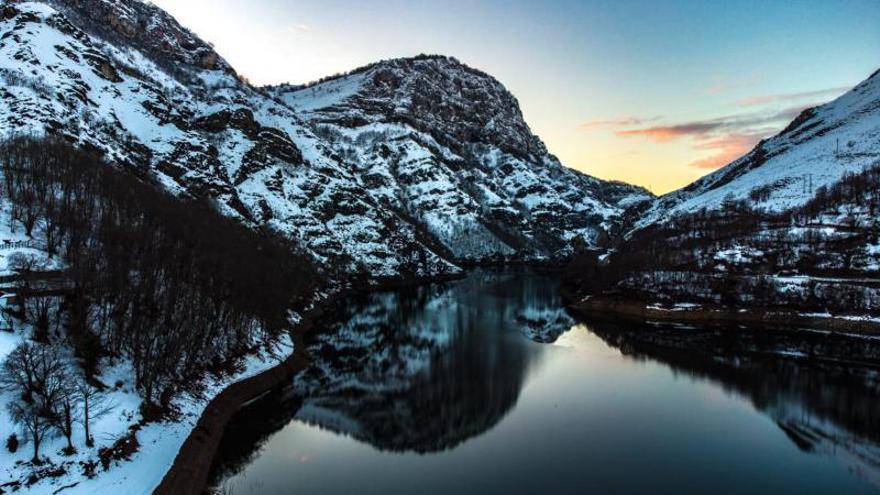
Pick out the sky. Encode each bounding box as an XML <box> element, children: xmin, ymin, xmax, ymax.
<box><xmin>151</xmin><ymin>0</ymin><xmax>880</xmax><ymax>194</ymax></box>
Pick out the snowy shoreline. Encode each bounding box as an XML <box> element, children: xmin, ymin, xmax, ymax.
<box><xmin>0</xmin><ymin>325</ymin><xmax>297</xmax><ymax>495</ymax></box>
<box><xmin>152</xmin><ymin>325</ymin><xmax>311</xmax><ymax>495</ymax></box>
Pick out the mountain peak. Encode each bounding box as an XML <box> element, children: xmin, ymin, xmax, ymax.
<box><xmin>271</xmin><ymin>53</ymin><xmax>544</xmax><ymax>162</ymax></box>
<box><xmin>42</xmin><ymin>0</ymin><xmax>233</xmax><ymax>75</ymax></box>
<box><xmin>364</xmin><ymin>54</ymin><xmax>499</xmax><ymax>83</ymax></box>
<box><xmin>0</xmin><ymin>0</ymin><xmax>650</xmax><ymax>274</ymax></box>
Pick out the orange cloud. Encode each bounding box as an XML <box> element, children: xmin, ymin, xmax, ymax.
<box><xmin>615</xmin><ymin>104</ymin><xmax>812</xmax><ymax>143</ymax></box>
<box><xmin>612</xmin><ymin>104</ymin><xmax>820</xmax><ymax>171</ymax></box>
<box><xmin>689</xmin><ymin>133</ymin><xmax>763</xmax><ymax>170</ymax></box>
<box><xmin>616</xmin><ymin>122</ymin><xmax>720</xmax><ymax>142</ymax></box>
<box><xmin>606</xmin><ymin>101</ymin><xmax>826</xmax><ymax>174</ymax></box>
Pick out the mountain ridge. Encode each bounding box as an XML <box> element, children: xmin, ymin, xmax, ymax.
<box><xmin>270</xmin><ymin>54</ymin><xmax>652</xmax><ymax>260</ymax></box>
<box><xmin>0</xmin><ymin>0</ymin><xmax>650</xmax><ymax>281</ymax></box>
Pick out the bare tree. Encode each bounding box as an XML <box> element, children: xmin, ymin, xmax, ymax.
<box><xmin>52</xmin><ymin>374</ymin><xmax>80</xmax><ymax>453</ymax></box>
<box><xmin>7</xmin><ymin>400</ymin><xmax>54</xmax><ymax>463</ymax></box>
<box><xmin>2</xmin><ymin>343</ymin><xmax>72</xmax><ymax>462</ymax></box>
<box><xmin>0</xmin><ymin>342</ymin><xmax>40</xmax><ymax>403</ymax></box>
<box><xmin>0</xmin><ymin>136</ymin><xmax>318</xmax><ymax>409</ymax></box>
<box><xmin>75</xmin><ymin>376</ymin><xmax>111</xmax><ymax>448</ymax></box>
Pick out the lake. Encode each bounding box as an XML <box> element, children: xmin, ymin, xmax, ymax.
<box><xmin>210</xmin><ymin>270</ymin><xmax>880</xmax><ymax>495</ymax></box>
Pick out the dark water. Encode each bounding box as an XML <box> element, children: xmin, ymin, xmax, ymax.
<box><xmin>211</xmin><ymin>270</ymin><xmax>880</xmax><ymax>495</ymax></box>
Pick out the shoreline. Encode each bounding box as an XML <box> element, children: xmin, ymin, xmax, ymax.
<box><xmin>153</xmin><ymin>272</ymin><xmax>463</xmax><ymax>495</ymax></box>
<box><xmin>568</xmin><ymin>295</ymin><xmax>880</xmax><ymax>336</ymax></box>
<box><xmin>152</xmin><ymin>306</ymin><xmax>319</xmax><ymax>495</ymax></box>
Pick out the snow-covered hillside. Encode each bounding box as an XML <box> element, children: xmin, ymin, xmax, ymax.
<box><xmin>270</xmin><ymin>56</ymin><xmax>652</xmax><ymax>261</ymax></box>
<box><xmin>0</xmin><ymin>1</ymin><xmax>649</xmax><ymax>280</ymax></box>
<box><xmin>635</xmin><ymin>68</ymin><xmax>880</xmax><ymax>231</ymax></box>
<box><xmin>565</xmin><ymin>68</ymin><xmax>880</xmax><ymax>323</ymax></box>
<box><xmin>0</xmin><ymin>0</ymin><xmax>465</xmax><ymax>279</ymax></box>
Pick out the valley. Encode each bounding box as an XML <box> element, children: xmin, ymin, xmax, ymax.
<box><xmin>0</xmin><ymin>1</ymin><xmax>876</xmax><ymax>494</ymax></box>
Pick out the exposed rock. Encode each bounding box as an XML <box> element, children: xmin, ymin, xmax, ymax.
<box><xmin>47</xmin><ymin>0</ymin><xmax>234</xmax><ymax>77</ymax></box>
<box><xmin>2</xmin><ymin>5</ymin><xmax>18</xmax><ymax>20</ymax></box>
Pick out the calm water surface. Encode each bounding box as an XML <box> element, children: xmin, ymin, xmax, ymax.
<box><xmin>211</xmin><ymin>270</ymin><xmax>880</xmax><ymax>495</ymax></box>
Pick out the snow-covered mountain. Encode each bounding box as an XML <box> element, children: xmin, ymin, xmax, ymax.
<box><xmin>269</xmin><ymin>56</ymin><xmax>651</xmax><ymax>261</ymax></box>
<box><xmin>633</xmin><ymin>68</ymin><xmax>880</xmax><ymax>231</ymax></box>
<box><xmin>0</xmin><ymin>0</ymin><xmax>458</xmax><ymax>279</ymax></box>
<box><xmin>565</xmin><ymin>68</ymin><xmax>880</xmax><ymax>322</ymax></box>
<box><xmin>0</xmin><ymin>0</ymin><xmax>649</xmax><ymax>281</ymax></box>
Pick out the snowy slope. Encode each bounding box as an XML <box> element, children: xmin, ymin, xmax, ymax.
<box><xmin>270</xmin><ymin>56</ymin><xmax>652</xmax><ymax>261</ymax></box>
<box><xmin>636</xmin><ymin>68</ymin><xmax>880</xmax><ymax>230</ymax></box>
<box><xmin>0</xmin><ymin>0</ymin><xmax>456</xmax><ymax>279</ymax></box>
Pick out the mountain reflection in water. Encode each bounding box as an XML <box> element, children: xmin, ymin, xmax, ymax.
<box><xmin>211</xmin><ymin>270</ymin><xmax>880</xmax><ymax>495</ymax></box>
<box><xmin>586</xmin><ymin>320</ymin><xmax>880</xmax><ymax>487</ymax></box>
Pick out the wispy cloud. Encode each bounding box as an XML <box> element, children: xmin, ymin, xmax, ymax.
<box><xmin>706</xmin><ymin>73</ymin><xmax>764</xmax><ymax>95</ymax></box>
<box><xmin>288</xmin><ymin>23</ymin><xmax>313</xmax><ymax>34</ymax></box>
<box><xmin>616</xmin><ymin>104</ymin><xmax>809</xmax><ymax>142</ymax></box>
<box><xmin>735</xmin><ymin>86</ymin><xmax>850</xmax><ymax>107</ymax></box>
<box><xmin>615</xmin><ymin>103</ymin><xmax>815</xmax><ymax>170</ymax></box>
<box><xmin>579</xmin><ymin>115</ymin><xmax>661</xmax><ymax>131</ymax></box>
<box><xmin>616</xmin><ymin>122</ymin><xmax>722</xmax><ymax>142</ymax></box>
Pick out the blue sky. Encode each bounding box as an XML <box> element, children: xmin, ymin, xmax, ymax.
<box><xmin>153</xmin><ymin>0</ymin><xmax>880</xmax><ymax>192</ymax></box>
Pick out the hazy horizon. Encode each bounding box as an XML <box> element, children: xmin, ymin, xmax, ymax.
<box><xmin>151</xmin><ymin>0</ymin><xmax>879</xmax><ymax>193</ymax></box>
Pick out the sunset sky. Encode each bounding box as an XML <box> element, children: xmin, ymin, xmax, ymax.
<box><xmin>152</xmin><ymin>0</ymin><xmax>880</xmax><ymax>193</ymax></box>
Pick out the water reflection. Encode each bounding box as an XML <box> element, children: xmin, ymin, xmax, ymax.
<box><xmin>586</xmin><ymin>319</ymin><xmax>880</xmax><ymax>487</ymax></box>
<box><xmin>210</xmin><ymin>269</ymin><xmax>573</xmax><ymax>482</ymax></box>
<box><xmin>292</xmin><ymin>270</ymin><xmax>573</xmax><ymax>453</ymax></box>
<box><xmin>211</xmin><ymin>271</ymin><xmax>880</xmax><ymax>494</ymax></box>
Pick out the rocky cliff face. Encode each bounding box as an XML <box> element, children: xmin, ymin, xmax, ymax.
<box><xmin>0</xmin><ymin>0</ymin><xmax>650</xmax><ymax>281</ymax></box>
<box><xmin>0</xmin><ymin>0</ymin><xmax>451</xmax><ymax>279</ymax></box>
<box><xmin>47</xmin><ymin>0</ymin><xmax>231</xmax><ymax>73</ymax></box>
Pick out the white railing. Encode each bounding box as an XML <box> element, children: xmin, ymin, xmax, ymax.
<box><xmin>0</xmin><ymin>240</ymin><xmax>40</xmax><ymax>251</ymax></box>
